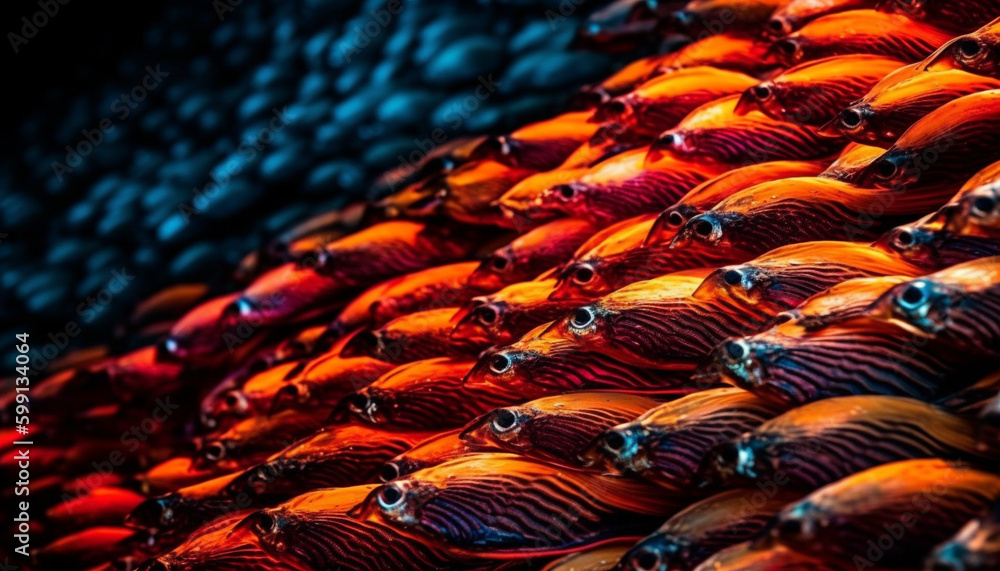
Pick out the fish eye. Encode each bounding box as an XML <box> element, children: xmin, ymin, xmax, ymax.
<box><xmin>633</xmin><ymin>549</ymin><xmax>661</xmax><ymax>571</ymax></box>
<box><xmin>252</xmin><ymin>512</ymin><xmax>279</xmax><ymax>536</ymax></box>
<box><xmin>571</xmin><ymin>306</ymin><xmax>596</xmax><ymax>329</ymax></box>
<box><xmin>163</xmin><ymin>337</ymin><xmax>179</xmax><ymax>355</ymax></box>
<box><xmin>604</xmin><ymin>430</ymin><xmax>626</xmax><ymax>452</ymax></box>
<box><xmin>203</xmin><ymin>442</ymin><xmax>226</xmax><ymax>462</ymax></box>
<box><xmin>476</xmin><ymin>305</ymin><xmax>499</xmax><ymax>325</ymax></box>
<box><xmin>957</xmin><ymin>38</ymin><xmax>982</xmax><ymax>59</ymax></box>
<box><xmin>491</xmin><ymin>256</ymin><xmax>509</xmax><ymax>271</ymax></box>
<box><xmin>350</xmin><ymin>393</ymin><xmax>371</xmax><ymax>412</ymax></box>
<box><xmin>658</xmin><ymin>132</ymin><xmax>680</xmax><ymax>148</ymax></box>
<box><xmin>224</xmin><ymin>392</ymin><xmax>240</xmax><ymax>407</ymax></box>
<box><xmin>492</xmin><ymin>409</ymin><xmax>518</xmax><ymax>432</ymax></box>
<box><xmin>972</xmin><ymin>194</ymin><xmax>997</xmax><ymax>215</ymax></box>
<box><xmin>779</xmin><ymin>517</ymin><xmax>803</xmax><ymax>536</ymax></box>
<box><xmin>840</xmin><ymin>109</ymin><xmax>863</xmax><ymax>129</ymax></box>
<box><xmin>774</xmin><ymin>312</ymin><xmax>795</xmax><ymax>325</ymax></box>
<box><xmin>377</xmin><ymin>484</ymin><xmax>406</xmax><ymax>509</ymax></box>
<box><xmin>694</xmin><ymin>219</ymin><xmax>715</xmax><ymax>237</ymax></box>
<box><xmin>874</xmin><ymin>159</ymin><xmax>898</xmax><ymax>180</ymax></box>
<box><xmin>489</xmin><ymin>353</ymin><xmax>513</xmax><ymax>374</ymax></box>
<box><xmin>898</xmin><ymin>282</ymin><xmax>927</xmax><ymax>308</ymax></box>
<box><xmin>667</xmin><ymin>211</ymin><xmax>685</xmax><ymax>227</ymax></box>
<box><xmin>767</xmin><ymin>17</ymin><xmax>789</xmax><ymax>36</ymax></box>
<box><xmin>572</xmin><ymin>265</ymin><xmax>595</xmax><ymax>285</ymax></box>
<box><xmin>236</xmin><ymin>297</ymin><xmax>256</xmax><ymax>317</ymax></box>
<box><xmin>776</xmin><ymin>39</ymin><xmax>798</xmax><ymax>57</ymax></box>
<box><xmin>555</xmin><ymin>184</ymin><xmax>576</xmax><ymax>200</ymax></box>
<box><xmin>895</xmin><ymin>230</ymin><xmax>914</xmax><ymax>246</ymax></box>
<box><xmin>753</xmin><ymin>85</ymin><xmax>772</xmax><ymax>101</ymax></box>
<box><xmin>723</xmin><ymin>269</ymin><xmax>742</xmax><ymax>286</ymax></box>
<box><xmin>380</xmin><ymin>463</ymin><xmax>400</xmax><ymax>482</ymax></box>
<box><xmin>725</xmin><ymin>340</ymin><xmax>748</xmax><ymax>360</ymax></box>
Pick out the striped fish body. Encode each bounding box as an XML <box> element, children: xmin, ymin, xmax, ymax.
<box><xmin>196</xmin><ymin>408</ymin><xmax>329</xmax><ymax>471</ymax></box>
<box><xmin>921</xmin><ymin>16</ymin><xmax>1000</xmax><ymax>77</ymax></box>
<box><xmin>471</xmin><ymin>111</ymin><xmax>601</xmax><ymax>171</ymax></box>
<box><xmin>341</xmin><ymin>307</ymin><xmax>486</xmax><ymax>363</ymax></box>
<box><xmin>691</xmin><ymin>541</ymin><xmax>849</xmax><ymax>571</ymax></box>
<box><xmin>926</xmin><ymin>500</ymin><xmax>1000</xmax><ymax>571</ymax></box>
<box><xmin>881</xmin><ymin>0</ymin><xmax>1000</xmax><ymax>32</ymax></box>
<box><xmin>381</xmin><ymin>428</ymin><xmax>490</xmax><ymax>481</ymax></box>
<box><xmin>451</xmin><ymin>279</ymin><xmax>582</xmax><ymax>347</ymax></box>
<box><xmin>875</xmin><ymin>220</ymin><xmax>1000</xmax><ymax>271</ymax></box>
<box><xmin>766</xmin><ymin>0</ymin><xmax>877</xmax><ymax>38</ymax></box>
<box><xmin>659</xmin><ymin>34</ymin><xmax>778</xmax><ymax>76</ymax></box>
<box><xmin>269</xmin><ymin>352</ymin><xmax>394</xmax><ymax>414</ymax></box>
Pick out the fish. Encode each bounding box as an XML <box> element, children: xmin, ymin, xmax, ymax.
<box><xmin>856</xmin><ymin>90</ymin><xmax>1000</xmax><ymax>192</ymax></box>
<box><xmin>46</xmin><ymin>486</ymin><xmax>146</xmax><ymax>530</ymax></box>
<box><xmin>735</xmin><ymin>55</ymin><xmax>905</xmax><ymax>126</ymax></box>
<box><xmin>233</xmin><ymin>261</ymin><xmax>358</xmax><ymax>326</ymax></box>
<box><xmin>545</xmin><ymin>540</ymin><xmax>636</xmax><ymax>571</ymax></box>
<box><xmin>822</xmin><ymin>70</ymin><xmax>1000</xmax><ymax>148</ymax></box>
<box><xmin>942</xmin><ymin>183</ymin><xmax>1000</xmax><ymax>239</ymax></box>
<box><xmin>616</xmin><ymin>488</ymin><xmax>802</xmax><ymax>571</ymax></box>
<box><xmin>266</xmin><ymin>202</ymin><xmax>367</xmax><ymax>261</ymax></box>
<box><xmin>243</xmin><ymin>484</ymin><xmax>478</xmax><ymax>571</ymax></box>
<box><xmin>459</xmin><ymin>392</ymin><xmax>659</xmax><ymax>467</ymax></box>
<box><xmin>268</xmin><ymin>351</ymin><xmax>396</xmax><ymax>414</ymax></box>
<box><xmin>649</xmin><ymin>95</ymin><xmax>843</xmax><ymax>166</ymax></box>
<box><xmin>690</xmin><ymin>541</ymin><xmax>846</xmax><ymax>571</ymax></box>
<box><xmin>708</xmin><ymin>313</ymin><xmax>995</xmax><ymax>406</ymax></box>
<box><xmin>467</xmin><ymin>219</ymin><xmax>597</xmax><ymax>291</ymax></box>
<box><xmin>341</xmin><ymin>307</ymin><xmax>487</xmax><ymax>363</ymax></box>
<box><xmin>769</xmin><ymin>459</ymin><xmax>1000</xmax><ymax>567</ymax></box>
<box><xmin>670</xmin><ymin>177</ymin><xmax>932</xmax><ymax>264</ymax></box>
<box><xmin>431</xmin><ymin>159</ymin><xmax>540</xmax><ymax>226</ymax></box>
<box><xmin>126</xmin><ymin>471</ymin><xmax>246</xmax><ymax>538</ymax></box>
<box><xmin>573</xmin><ymin>0</ymin><xmax>668</xmax><ymax>54</ymax></box>
<box><xmin>819</xmin><ymin>143</ymin><xmax>885</xmax><ymax>183</ymax></box>
<box><xmin>380</xmin><ymin>428</ymin><xmax>491</xmax><ymax>481</ymax></box>
<box><xmin>470</xmin><ymin>111</ymin><xmax>602</xmax><ymax>170</ymax></box>
<box><xmin>163</xmin><ymin>292</ymin><xmax>263</xmax><ymax>367</ymax></box>
<box><xmin>464</xmin><ymin>323</ymin><xmax>697</xmax><ymax>399</ymax></box>
<box><xmin>196</xmin><ymin>408</ymin><xmax>329</xmax><ymax>471</ymax></box>
<box><xmin>659</xmin><ymin>34</ymin><xmax>778</xmax><ymax>76</ymax></box>
<box><xmin>496</xmin><ymin>166</ymin><xmax>593</xmax><ymax>228</ymax></box>
<box><xmin>880</xmin><ymin>0</ymin><xmax>1000</xmax><ymax>33</ymax></box>
<box><xmin>545</xmin><ymin>271</ymin><xmax>778</xmax><ymax>369</ymax></box>
<box><xmin>346</xmin><ymin>357</ymin><xmax>521</xmax><ymax>429</ymax></box>
<box><xmin>451</xmin><ymin>279</ymin><xmax>583</xmax><ymax>347</ymax></box>
<box><xmin>875</xmin><ymin>219</ymin><xmax>1000</xmax><ymax>271</ymax></box>
<box><xmin>645</xmin><ymin>159</ymin><xmax>830</xmax><ymax>247</ymax></box>
<box><xmin>141</xmin><ymin>457</ymin><xmax>221</xmax><ymax>494</ymax></box>
<box><xmin>226</xmin><ymin>424</ymin><xmax>433</xmax><ymax>497</ymax></box>
<box><xmin>593</xmin><ymin>67</ymin><xmax>759</xmax><ymax>137</ymax></box>
<box><xmin>765</xmin><ymin>10</ymin><xmax>954</xmax><ymax>66</ymax></box>
<box><xmin>558</xmin><ymin>122</ymin><xmax>654</xmax><ymax>170</ymax></box>
<box><xmin>866</xmin><ymin>256</ymin><xmax>1000</xmax><ymax>356</ymax></box>
<box><xmin>372</xmin><ymin>136</ymin><xmax>486</xmax><ymax>203</ymax></box>
<box><xmin>701</xmin><ymin>396</ymin><xmax>993</xmax><ymax>491</ymax></box>
<box><xmin>925</xmin><ymin>499</ymin><xmax>1000</xmax><ymax>571</ymax></box>
<box><xmin>765</xmin><ymin>0</ymin><xmax>877</xmax><ymax>38</ymax></box>
<box><xmin>580</xmin><ymin>388</ymin><xmax>785</xmax><ymax>491</ymax></box>
<box><xmin>581</xmin><ymin>54</ymin><xmax>679</xmax><ymax>104</ymax></box>
<box><xmin>776</xmin><ymin>275</ymin><xmax>911</xmax><ymax>331</ymax></box>
<box><xmin>126</xmin><ymin>282</ymin><xmax>211</xmax><ymax>341</ymax></box>
<box><xmin>919</xmin><ymin>17</ymin><xmax>1000</xmax><ymax>78</ymax></box>
<box><xmin>316</xmin><ymin>220</ymin><xmax>482</xmax><ymax>284</ymax></box>
<box><xmin>671</xmin><ymin>0</ymin><xmax>788</xmax><ymax>33</ymax></box>
<box><xmin>354</xmin><ymin>453</ymin><xmax>684</xmax><ymax>555</ymax></box>
<box><xmin>139</xmin><ymin>511</ymin><xmax>307</xmax><ymax>571</ymax></box>
<box><xmin>102</xmin><ymin>344</ymin><xmax>188</xmax><ymax>401</ymax></box>
<box><xmin>200</xmin><ymin>361</ymin><xmax>301</xmax><ymax>426</ymax></box>
<box><xmin>35</xmin><ymin>526</ymin><xmax>140</xmax><ymax>570</ymax></box>
<box><xmin>509</xmin><ymin>146</ymin><xmax>724</xmax><ymax>226</ymax></box>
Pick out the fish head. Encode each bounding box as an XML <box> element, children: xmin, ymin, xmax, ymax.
<box><xmin>925</xmin><ymin>510</ymin><xmax>1000</xmax><ymax>571</ymax></box>
<box><xmin>820</xmin><ymin>103</ymin><xmax>876</xmax><ymax>141</ymax></box>
<box><xmin>346</xmin><ymin>387</ymin><xmax>392</xmax><ymax>424</ymax></box>
<box><xmin>538</xmin><ymin>181</ymin><xmax>591</xmax><ymax>217</ymax></box>
<box><xmin>772</xmin><ymin>499</ymin><xmax>836</xmax><ymax>548</ymax></box>
<box><xmin>764</xmin><ymin>37</ymin><xmax>805</xmax><ymax>67</ymax></box>
<box><xmin>356</xmin><ymin>479</ymin><xmax>437</xmax><ymax>528</ymax></box>
<box><xmin>593</xmin><ymin>95</ymin><xmax>637</xmax><ymax>126</ymax></box>
<box><xmin>928</xmin><ymin>32</ymin><xmax>1000</xmax><ymax>77</ymax></box>
<box><xmin>645</xmin><ymin>205</ymin><xmax>697</xmax><ymax>247</ymax></box>
<box><xmin>857</xmin><ymin>149</ymin><xmax>922</xmax><ymax>190</ymax></box>
<box><xmin>268</xmin><ymin>381</ymin><xmax>311</xmax><ymax>414</ymax></box>
<box><xmin>459</xmin><ymin>406</ymin><xmax>534</xmax><ymax>453</ymax></box>
<box><xmin>699</xmin><ymin>264</ymin><xmax>776</xmax><ymax>307</ymax></box>
<box><xmin>579</xmin><ymin>423</ymin><xmax>651</xmax><ymax>474</ymax></box>
<box><xmin>734</xmin><ymin>82</ymin><xmax>780</xmax><ymax>116</ymax></box>
<box><xmin>551</xmin><ymin>259</ymin><xmax>611</xmax><ymax>301</ymax></box>
<box><xmin>463</xmin><ymin>348</ymin><xmax>537</xmax><ymax>390</ymax></box>
<box><xmin>196</xmin><ymin>439</ymin><xmax>233</xmax><ymax>467</ymax></box>
<box><xmin>650</xmin><ymin>129</ymin><xmax>696</xmax><ymax>159</ymax></box>
<box><xmin>707</xmin><ymin>337</ymin><xmax>784</xmax><ymax>395</ymax></box>
<box><xmin>451</xmin><ymin>297</ymin><xmax>509</xmax><ymax>346</ymax></box>
<box><xmin>947</xmin><ymin>185</ymin><xmax>1000</xmax><ymax>236</ymax></box>
<box><xmin>339</xmin><ymin>329</ymin><xmax>391</xmax><ymax>360</ymax></box>
<box><xmin>699</xmin><ymin>433</ymin><xmax>783</xmax><ymax>488</ymax></box>
<box><xmin>467</xmin><ymin>250</ymin><xmax>515</xmax><ymax>291</ymax></box>
<box><xmin>671</xmin><ymin>211</ymin><xmax>747</xmax><ymax>251</ymax></box>
<box><xmin>548</xmin><ymin>303</ymin><xmax>615</xmax><ymax>347</ymax></box>
<box><xmin>125</xmin><ymin>494</ymin><xmax>184</xmax><ymax>532</ymax></box>
<box><xmin>763</xmin><ymin>14</ymin><xmax>793</xmax><ymax>39</ymax></box>
<box><xmin>876</xmin><ymin>223</ymin><xmax>942</xmax><ymax>267</ymax></box>
<box><xmin>616</xmin><ymin>533</ymin><xmax>684</xmax><ymax>571</ymax></box>
<box><xmin>869</xmin><ymin>277</ymin><xmax>958</xmax><ymax>335</ymax></box>
<box><xmin>882</xmin><ymin>0</ymin><xmax>930</xmax><ymax>20</ymax></box>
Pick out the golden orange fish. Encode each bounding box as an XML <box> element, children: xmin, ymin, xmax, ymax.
<box><xmin>451</xmin><ymin>279</ymin><xmax>582</xmax><ymax>347</ymax></box>
<box><xmin>470</xmin><ymin>110</ymin><xmax>601</xmax><ymax>170</ymax></box>
<box><xmin>765</xmin><ymin>0</ymin><xmax>876</xmax><ymax>37</ymax></box>
<box><xmin>341</xmin><ymin>307</ymin><xmax>487</xmax><ymax>363</ymax></box>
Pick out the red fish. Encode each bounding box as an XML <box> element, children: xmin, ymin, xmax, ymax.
<box><xmin>671</xmin><ymin>0</ymin><xmax>788</xmax><ymax>33</ymax></box>
<box><xmin>659</xmin><ymin>34</ymin><xmax>778</xmax><ymax>76</ymax></box>
<box><xmin>920</xmin><ymin>17</ymin><xmax>1000</xmax><ymax>78</ymax></box>
<box><xmin>881</xmin><ymin>0</ymin><xmax>1000</xmax><ymax>33</ymax></box>
<box><xmin>875</xmin><ymin>218</ymin><xmax>1000</xmax><ymax>271</ymax></box>
<box><xmin>495</xmin><ymin>166</ymin><xmax>593</xmax><ymax>228</ymax></box>
<box><xmin>735</xmin><ymin>55</ymin><xmax>905</xmax><ymax>126</ymax></box>
<box><xmin>269</xmin><ymin>347</ymin><xmax>395</xmax><ymax>414</ymax></box>
<box><xmin>164</xmin><ymin>292</ymin><xmax>263</xmax><ymax>367</ymax></box>
<box><xmin>765</xmin><ymin>0</ymin><xmax>877</xmax><ymax>37</ymax></box>
<box><xmin>341</xmin><ymin>307</ymin><xmax>486</xmax><ymax>363</ymax></box>
<box><xmin>819</xmin><ymin>143</ymin><xmax>885</xmax><ymax>183</ymax></box>
<box><xmin>46</xmin><ymin>486</ymin><xmax>146</xmax><ymax>530</ymax></box>
<box><xmin>451</xmin><ymin>279</ymin><xmax>582</xmax><ymax>347</ymax></box>
<box><xmin>380</xmin><ymin>428</ymin><xmax>491</xmax><ymax>481</ymax></box>
<box><xmin>925</xmin><ymin>499</ymin><xmax>1000</xmax><ymax>571</ymax></box>
<box><xmin>470</xmin><ymin>111</ymin><xmax>601</xmax><ymax>170</ymax></box>
<box><xmin>200</xmin><ymin>361</ymin><xmax>300</xmax><ymax>426</ymax></box>
<box><xmin>196</xmin><ymin>408</ymin><xmax>328</xmax><ymax>471</ymax></box>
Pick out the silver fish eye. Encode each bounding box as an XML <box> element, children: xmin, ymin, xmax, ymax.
<box><xmin>570</xmin><ymin>306</ymin><xmax>597</xmax><ymax>329</ymax></box>
<box><xmin>489</xmin><ymin>353</ymin><xmax>513</xmax><ymax>374</ymax></box>
<box><xmin>572</xmin><ymin>264</ymin><xmax>596</xmax><ymax>285</ymax></box>
<box><xmin>477</xmin><ymin>304</ymin><xmax>500</xmax><ymax>325</ymax></box>
<box><xmin>898</xmin><ymin>281</ymin><xmax>929</xmax><ymax>310</ymax></box>
<box><xmin>377</xmin><ymin>484</ymin><xmax>406</xmax><ymax>509</ymax></box>
<box><xmin>491</xmin><ymin>408</ymin><xmax>518</xmax><ymax>433</ymax></box>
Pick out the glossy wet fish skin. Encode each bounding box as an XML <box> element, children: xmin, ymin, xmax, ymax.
<box><xmin>459</xmin><ymin>392</ymin><xmax>659</xmax><ymax>467</ymax></box>
<box><xmin>823</xmin><ymin>70</ymin><xmax>1000</xmax><ymax>148</ymax></box>
<box><xmin>380</xmin><ymin>428</ymin><xmax>490</xmax><ymax>481</ymax></box>
<box><xmin>770</xmin><ymin>459</ymin><xmax>1000</xmax><ymax>567</ymax></box>
<box><xmin>471</xmin><ymin>111</ymin><xmax>601</xmax><ymax>171</ymax></box>
<box><xmin>736</xmin><ymin>55</ymin><xmax>904</xmax><ymax>127</ymax></box>
<box><xmin>880</xmin><ymin>0</ymin><xmax>1000</xmax><ymax>33</ymax></box>
<box><xmin>355</xmin><ymin>453</ymin><xmax>684</xmax><ymax>555</ymax></box>
<box><xmin>451</xmin><ymin>279</ymin><xmax>582</xmax><ymax>347</ymax></box>
<box><xmin>269</xmin><ymin>351</ymin><xmax>395</xmax><ymax>414</ymax></box>
<box><xmin>196</xmin><ymin>408</ymin><xmax>329</xmax><ymax>471</ymax></box>
<box><xmin>775</xmin><ymin>275</ymin><xmax>911</xmax><ymax>332</ymax></box>
<box><xmin>765</xmin><ymin>0</ymin><xmax>877</xmax><ymax>38</ymax></box>
<box><xmin>616</xmin><ymin>488</ymin><xmax>801</xmax><ymax>571</ymax></box>
<box><xmin>580</xmin><ymin>388</ymin><xmax>786</xmax><ymax>491</ymax></box>
<box><xmin>943</xmin><ymin>183</ymin><xmax>1000</xmax><ymax>238</ymax></box>
<box><xmin>701</xmin><ymin>395</ymin><xmax>992</xmax><ymax>491</ymax></box>
<box><xmin>875</xmin><ymin>219</ymin><xmax>1000</xmax><ymax>271</ymax></box>
<box><xmin>925</xmin><ymin>499</ymin><xmax>1000</xmax><ymax>571</ymax></box>
<box><xmin>342</xmin><ymin>307</ymin><xmax>487</xmax><ymax>363</ymax></box>
<box><xmin>920</xmin><ymin>15</ymin><xmax>1000</xmax><ymax>77</ymax></box>
<box><xmin>690</xmin><ymin>541</ymin><xmax>846</xmax><ymax>571</ymax></box>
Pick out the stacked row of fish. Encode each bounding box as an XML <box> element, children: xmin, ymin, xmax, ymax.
<box><xmin>7</xmin><ymin>0</ymin><xmax>1000</xmax><ymax>569</ymax></box>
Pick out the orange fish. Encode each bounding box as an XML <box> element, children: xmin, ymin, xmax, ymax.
<box><xmin>380</xmin><ymin>428</ymin><xmax>491</xmax><ymax>481</ymax></box>
<box><xmin>884</xmin><ymin>0</ymin><xmax>1000</xmax><ymax>33</ymax></box>
<box><xmin>618</xmin><ymin>488</ymin><xmax>802</xmax><ymax>571</ymax></box>
<box><xmin>47</xmin><ymin>486</ymin><xmax>146</xmax><ymax>530</ymax></box>
<box><xmin>765</xmin><ymin>10</ymin><xmax>954</xmax><ymax>66</ymax></box>
<box><xmin>163</xmin><ymin>292</ymin><xmax>259</xmax><ymax>366</ymax></box>
<box><xmin>467</xmin><ymin>218</ymin><xmax>597</xmax><ymax>291</ymax></box>
<box><xmin>451</xmin><ymin>279</ymin><xmax>582</xmax><ymax>347</ymax></box>
<box><xmin>776</xmin><ymin>275</ymin><xmax>911</xmax><ymax>331</ymax></box>
<box><xmin>701</xmin><ymin>395</ymin><xmax>992</xmax><ymax>491</ymax></box>
<box><xmin>581</xmin><ymin>53</ymin><xmax>678</xmax><ymax>104</ymax></box>
<box><xmin>269</xmin><ymin>350</ymin><xmax>395</xmax><ymax>414</ymax></box>
<box><xmin>736</xmin><ymin>55</ymin><xmax>905</xmax><ymax>126</ymax></box>
<box><xmin>765</xmin><ymin>0</ymin><xmax>877</xmax><ymax>37</ymax></box>
<box><xmin>470</xmin><ymin>111</ymin><xmax>601</xmax><ymax>170</ymax></box>
<box><xmin>496</xmin><ymin>166</ymin><xmax>593</xmax><ymax>228</ymax></box>
<box><xmin>671</xmin><ymin>0</ymin><xmax>787</xmax><ymax>33</ymax></box>
<box><xmin>464</xmin><ymin>323</ymin><xmax>697</xmax><ymax>399</ymax></box>
<box><xmin>856</xmin><ymin>90</ymin><xmax>1000</xmax><ymax>191</ymax></box>
<box><xmin>690</xmin><ymin>541</ymin><xmax>845</xmax><ymax>571</ymax></box>
<box><xmin>770</xmin><ymin>459</ymin><xmax>1000</xmax><ymax>567</ymax></box>
<box><xmin>126</xmin><ymin>471</ymin><xmax>244</xmax><ymax>537</ymax></box>
<box><xmin>35</xmin><ymin>526</ymin><xmax>139</xmax><ymax>570</ymax></box>
<box><xmin>354</xmin><ymin>453</ymin><xmax>684</xmax><ymax>555</ymax></box>
<box><xmin>346</xmin><ymin>358</ymin><xmax>520</xmax><ymax>429</ymax></box>
<box><xmin>925</xmin><ymin>499</ymin><xmax>1000</xmax><ymax>571</ymax></box>
<box><xmin>558</xmin><ymin>122</ymin><xmax>653</xmax><ymax>170</ymax></box>
<box><xmin>199</xmin><ymin>361</ymin><xmax>300</xmax><ymax>428</ymax></box>
<box><xmin>919</xmin><ymin>17</ymin><xmax>1000</xmax><ymax>78</ymax></box>
<box><xmin>341</xmin><ymin>307</ymin><xmax>486</xmax><ymax>363</ymax></box>
<box><xmin>593</xmin><ymin>67</ymin><xmax>759</xmax><ymax>137</ymax></box>
<box><xmin>823</xmin><ymin>70</ymin><xmax>1000</xmax><ymax>148</ymax></box>
<box><xmin>235</xmin><ymin>261</ymin><xmax>355</xmax><ymax>326</ymax></box>
<box><xmin>372</xmin><ymin>135</ymin><xmax>485</xmax><ymax>202</ymax></box>
<box><xmin>459</xmin><ymin>392</ymin><xmax>658</xmax><ymax>467</ymax></box>
<box><xmin>649</xmin><ymin>95</ymin><xmax>842</xmax><ymax>166</ymax></box>
<box><xmin>429</xmin><ymin>159</ymin><xmax>540</xmax><ymax>226</ymax></box>
<box><xmin>874</xmin><ymin>218</ymin><xmax>1000</xmax><ymax>271</ymax></box>
<box><xmin>819</xmin><ymin>143</ymin><xmax>885</xmax><ymax>183</ymax></box>
<box><xmin>659</xmin><ymin>34</ymin><xmax>778</xmax><ymax>76</ymax></box>
<box><xmin>580</xmin><ymin>388</ymin><xmax>786</xmax><ymax>491</ymax></box>
<box><xmin>196</xmin><ymin>408</ymin><xmax>328</xmax><ymax>471</ymax></box>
